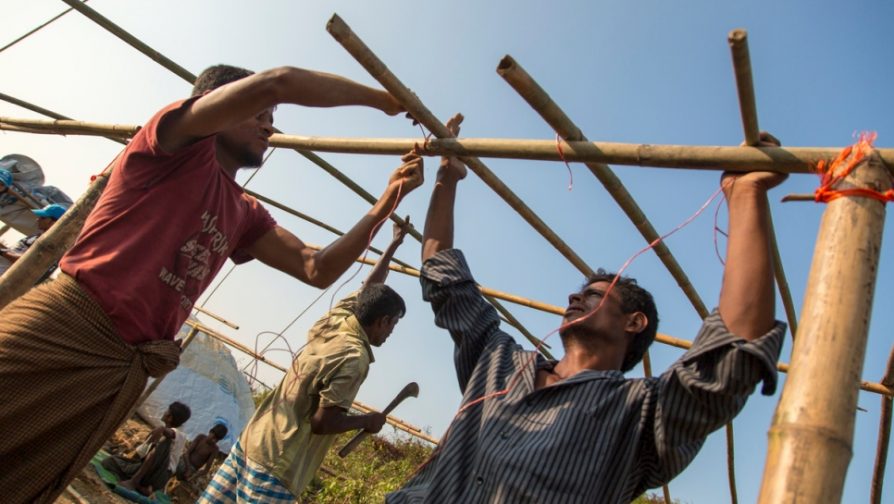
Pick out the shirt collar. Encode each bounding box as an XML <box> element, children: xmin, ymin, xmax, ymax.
<box><xmin>535</xmin><ymin>358</ymin><xmax>625</xmax><ymax>385</ymax></box>
<box><xmin>345</xmin><ymin>315</ymin><xmax>375</xmax><ymax>363</ymax></box>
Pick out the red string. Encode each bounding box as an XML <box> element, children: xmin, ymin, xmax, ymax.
<box><xmin>813</xmin><ymin>132</ymin><xmax>893</xmax><ymax>203</ymax></box>
<box><xmin>555</xmin><ymin>133</ymin><xmax>574</xmax><ymax>191</ymax></box>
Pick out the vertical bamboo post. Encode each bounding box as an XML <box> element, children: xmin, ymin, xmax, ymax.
<box><xmin>870</xmin><ymin>345</ymin><xmax>894</xmax><ymax>504</ymax></box>
<box><xmin>758</xmin><ymin>150</ymin><xmax>890</xmax><ymax>503</ymax></box>
<box><xmin>0</xmin><ymin>173</ymin><xmax>109</xmax><ymax>310</ymax></box>
<box><xmin>728</xmin><ymin>29</ymin><xmax>760</xmax><ymax>147</ymax></box>
<box><xmin>728</xmin><ymin>28</ymin><xmax>799</xmax><ymax>337</ymax></box>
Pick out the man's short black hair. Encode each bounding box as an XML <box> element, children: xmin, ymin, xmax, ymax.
<box><xmin>168</xmin><ymin>401</ymin><xmax>191</xmax><ymax>428</ymax></box>
<box><xmin>210</xmin><ymin>423</ymin><xmax>228</xmax><ymax>440</ymax></box>
<box><xmin>585</xmin><ymin>271</ymin><xmax>659</xmax><ymax>372</ymax></box>
<box><xmin>355</xmin><ymin>284</ymin><xmax>406</xmax><ymax>326</ymax></box>
<box><xmin>192</xmin><ymin>65</ymin><xmax>254</xmax><ymax>96</ymax></box>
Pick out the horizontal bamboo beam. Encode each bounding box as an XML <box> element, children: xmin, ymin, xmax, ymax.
<box><xmin>183</xmin><ymin>320</ymin><xmax>437</xmax><ymax>445</ymax></box>
<box><xmin>4</xmin><ymin>116</ymin><xmax>890</xmax><ymax>172</ymax></box>
<box><xmin>317</xmin><ymin>243</ymin><xmax>894</xmax><ymax>398</ymax></box>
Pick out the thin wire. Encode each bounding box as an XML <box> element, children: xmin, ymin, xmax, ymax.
<box><xmin>0</xmin><ymin>1</ymin><xmax>87</xmax><ymax>55</ymax></box>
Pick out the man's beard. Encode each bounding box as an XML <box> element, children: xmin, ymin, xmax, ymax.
<box><xmin>235</xmin><ymin>147</ymin><xmax>264</xmax><ymax>168</ymax></box>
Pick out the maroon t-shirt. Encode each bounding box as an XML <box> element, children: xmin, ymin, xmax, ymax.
<box><xmin>61</xmin><ymin>98</ymin><xmax>276</xmax><ymax>345</ymax></box>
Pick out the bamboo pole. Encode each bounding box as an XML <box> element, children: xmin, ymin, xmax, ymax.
<box><xmin>497</xmin><ymin>54</ymin><xmax>709</xmax><ymax>319</ymax></box>
<box><xmin>870</xmin><ymin>345</ymin><xmax>894</xmax><ymax>504</ymax></box>
<box><xmin>0</xmin><ymin>173</ymin><xmax>110</xmax><ymax>310</ymax></box>
<box><xmin>7</xmin><ymin>116</ymin><xmax>888</xmax><ymax>172</ymax></box>
<box><xmin>758</xmin><ymin>150</ymin><xmax>890</xmax><ymax>503</ymax></box>
<box><xmin>0</xmin><ymin>1</ymin><xmax>86</xmax><ymax>55</ymax></box>
<box><xmin>326</xmin><ymin>14</ymin><xmax>594</xmax><ymax>278</ymax></box>
<box><xmin>0</xmin><ymin>93</ymin><xmax>129</xmax><ymax>145</ymax></box>
<box><xmin>727</xmin><ymin>28</ymin><xmax>799</xmax><ymax>337</ymax></box>
<box><xmin>192</xmin><ymin>305</ymin><xmax>240</xmax><ymax>330</ymax></box>
<box><xmin>728</xmin><ymin>29</ymin><xmax>760</xmax><ymax>147</ymax></box>
<box><xmin>59</xmin><ymin>0</ymin><xmax>196</xmax><ymax>83</ymax></box>
<box><xmin>183</xmin><ymin>320</ymin><xmax>438</xmax><ymax>445</ymax></box>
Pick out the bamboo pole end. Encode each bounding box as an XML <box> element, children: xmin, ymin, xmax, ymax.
<box><xmin>496</xmin><ymin>55</ymin><xmax>516</xmax><ymax>75</ymax></box>
<box><xmin>728</xmin><ymin>28</ymin><xmax>748</xmax><ymax>44</ymax></box>
<box><xmin>326</xmin><ymin>13</ymin><xmax>348</xmax><ymax>37</ymax></box>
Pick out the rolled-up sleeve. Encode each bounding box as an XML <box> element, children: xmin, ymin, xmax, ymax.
<box><xmin>421</xmin><ymin>249</ymin><xmax>502</xmax><ymax>392</ymax></box>
<box><xmin>644</xmin><ymin>309</ymin><xmax>785</xmax><ymax>487</ymax></box>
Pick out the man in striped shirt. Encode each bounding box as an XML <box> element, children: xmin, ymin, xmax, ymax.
<box><xmin>388</xmin><ymin>116</ymin><xmax>786</xmax><ymax>503</ymax></box>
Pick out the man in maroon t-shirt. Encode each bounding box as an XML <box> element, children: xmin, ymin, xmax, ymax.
<box><xmin>0</xmin><ymin>64</ymin><xmax>423</xmax><ymax>504</ymax></box>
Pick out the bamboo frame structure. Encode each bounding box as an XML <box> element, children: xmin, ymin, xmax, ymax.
<box><xmin>758</xmin><ymin>150</ymin><xmax>890</xmax><ymax>503</ymax></box>
<box><xmin>50</xmin><ymin>1</ymin><xmax>550</xmax><ymax>361</ymax></box>
<box><xmin>4</xmin><ymin>4</ymin><xmax>894</xmax><ymax>502</ymax></box>
<box><xmin>497</xmin><ymin>55</ymin><xmax>708</xmax><ymax>322</ymax></box>
<box><xmin>327</xmin><ymin>14</ymin><xmax>595</xmax><ymax>278</ymax></box>
<box><xmin>6</xmin><ymin>115</ymin><xmax>894</xmax><ymax>172</ymax></box>
<box><xmin>0</xmin><ymin>116</ymin><xmax>891</xmax><ymax>395</ymax></box>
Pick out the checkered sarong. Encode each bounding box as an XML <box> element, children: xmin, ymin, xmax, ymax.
<box><xmin>199</xmin><ymin>441</ymin><xmax>295</xmax><ymax>504</ymax></box>
<box><xmin>0</xmin><ymin>273</ymin><xmax>180</xmax><ymax>504</ymax></box>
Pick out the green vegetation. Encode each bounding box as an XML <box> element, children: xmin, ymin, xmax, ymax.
<box><xmin>300</xmin><ymin>430</ymin><xmax>433</xmax><ymax>503</ymax></box>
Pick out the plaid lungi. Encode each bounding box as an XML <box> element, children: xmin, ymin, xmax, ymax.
<box><xmin>198</xmin><ymin>441</ymin><xmax>295</xmax><ymax>504</ymax></box>
<box><xmin>0</xmin><ymin>273</ymin><xmax>180</xmax><ymax>504</ymax></box>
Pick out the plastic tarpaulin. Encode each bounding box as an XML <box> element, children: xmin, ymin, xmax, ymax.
<box><xmin>0</xmin><ymin>154</ymin><xmax>73</xmax><ymax>236</ymax></box>
<box><xmin>137</xmin><ymin>322</ymin><xmax>256</xmax><ymax>453</ymax></box>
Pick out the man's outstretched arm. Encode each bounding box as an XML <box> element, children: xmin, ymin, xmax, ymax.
<box><xmin>159</xmin><ymin>67</ymin><xmax>404</xmax><ymax>152</ymax></box>
<box><xmin>364</xmin><ymin>217</ymin><xmax>410</xmax><ymax>286</ymax></box>
<box><xmin>310</xmin><ymin>406</ymin><xmax>386</xmax><ymax>436</ymax></box>
<box><xmin>422</xmin><ymin>114</ymin><xmax>465</xmax><ymax>263</ymax></box>
<box><xmin>718</xmin><ymin>132</ymin><xmax>787</xmax><ymax>340</ymax></box>
<box><xmin>249</xmin><ymin>154</ymin><xmax>423</xmax><ymax>289</ymax></box>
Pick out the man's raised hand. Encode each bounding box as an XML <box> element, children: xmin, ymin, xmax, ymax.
<box><xmin>389</xmin><ymin>151</ymin><xmax>425</xmax><ymax>197</ymax></box>
<box><xmin>439</xmin><ymin>113</ymin><xmax>467</xmax><ymax>183</ymax></box>
<box><xmin>393</xmin><ymin>216</ymin><xmax>411</xmax><ymax>245</ymax></box>
<box><xmin>722</xmin><ymin>131</ymin><xmax>787</xmax><ymax>198</ymax></box>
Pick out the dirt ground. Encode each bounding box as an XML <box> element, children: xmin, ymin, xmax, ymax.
<box><xmin>54</xmin><ymin>418</ymin><xmax>220</xmax><ymax>504</ymax></box>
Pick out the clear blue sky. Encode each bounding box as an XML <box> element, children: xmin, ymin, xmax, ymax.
<box><xmin>2</xmin><ymin>1</ymin><xmax>893</xmax><ymax>502</ymax></box>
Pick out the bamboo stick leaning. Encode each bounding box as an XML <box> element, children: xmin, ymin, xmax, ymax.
<box><xmin>327</xmin><ymin>13</ymin><xmax>595</xmax><ymax>278</ymax></box>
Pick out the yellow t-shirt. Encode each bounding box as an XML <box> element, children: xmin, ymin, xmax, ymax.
<box><xmin>240</xmin><ymin>292</ymin><xmax>374</xmax><ymax>496</ymax></box>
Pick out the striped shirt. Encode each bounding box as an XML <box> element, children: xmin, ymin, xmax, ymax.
<box><xmin>388</xmin><ymin>249</ymin><xmax>785</xmax><ymax>504</ymax></box>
